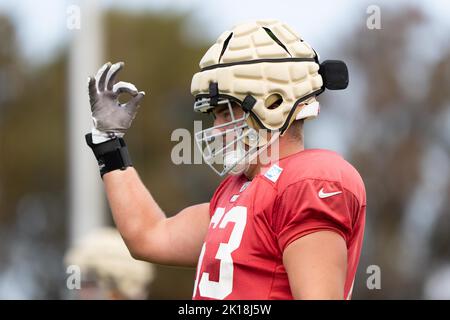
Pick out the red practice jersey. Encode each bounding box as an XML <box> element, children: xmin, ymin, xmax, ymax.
<box><xmin>192</xmin><ymin>149</ymin><xmax>366</xmax><ymax>300</ymax></box>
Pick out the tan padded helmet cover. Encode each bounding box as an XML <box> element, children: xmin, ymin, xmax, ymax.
<box><xmin>191</xmin><ymin>19</ymin><xmax>323</xmax><ymax>131</ymax></box>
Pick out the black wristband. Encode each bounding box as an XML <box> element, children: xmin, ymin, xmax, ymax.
<box><xmin>85</xmin><ymin>133</ymin><xmax>133</xmax><ymax>177</ymax></box>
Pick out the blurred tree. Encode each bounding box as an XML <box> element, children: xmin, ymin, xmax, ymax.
<box><xmin>103</xmin><ymin>11</ymin><xmax>217</xmax><ymax>298</ymax></box>
<box><xmin>0</xmin><ymin>15</ymin><xmax>22</xmax><ymax>109</ymax></box>
<box><xmin>333</xmin><ymin>6</ymin><xmax>450</xmax><ymax>298</ymax></box>
<box><xmin>0</xmin><ymin>13</ymin><xmax>66</xmax><ymax>298</ymax></box>
<box><xmin>0</xmin><ymin>14</ymin><xmax>25</xmax><ymax>221</ymax></box>
<box><xmin>0</xmin><ymin>10</ymin><xmax>216</xmax><ymax>299</ymax></box>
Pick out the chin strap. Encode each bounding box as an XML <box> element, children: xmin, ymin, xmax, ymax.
<box><xmin>228</xmin><ymin>130</ymin><xmax>281</xmax><ymax>176</ymax></box>
<box><xmin>85</xmin><ymin>133</ymin><xmax>133</xmax><ymax>177</ymax></box>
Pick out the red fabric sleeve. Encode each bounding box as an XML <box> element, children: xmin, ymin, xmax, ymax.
<box><xmin>275</xmin><ymin>179</ymin><xmax>354</xmax><ymax>252</ymax></box>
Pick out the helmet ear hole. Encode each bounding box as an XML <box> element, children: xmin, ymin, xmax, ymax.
<box><xmin>265</xmin><ymin>93</ymin><xmax>283</xmax><ymax>110</ymax></box>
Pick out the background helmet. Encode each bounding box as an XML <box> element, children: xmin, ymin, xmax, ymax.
<box><xmin>64</xmin><ymin>227</ymin><xmax>155</xmax><ymax>299</ymax></box>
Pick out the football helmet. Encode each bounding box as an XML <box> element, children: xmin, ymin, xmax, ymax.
<box><xmin>64</xmin><ymin>227</ymin><xmax>155</xmax><ymax>299</ymax></box>
<box><xmin>191</xmin><ymin>19</ymin><xmax>348</xmax><ymax>176</ymax></box>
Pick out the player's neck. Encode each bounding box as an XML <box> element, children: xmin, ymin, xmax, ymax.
<box><xmin>244</xmin><ymin>137</ymin><xmax>304</xmax><ymax>180</ymax></box>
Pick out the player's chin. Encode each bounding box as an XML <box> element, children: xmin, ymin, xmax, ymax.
<box><xmin>242</xmin><ymin>163</ymin><xmax>257</xmax><ymax>179</ymax></box>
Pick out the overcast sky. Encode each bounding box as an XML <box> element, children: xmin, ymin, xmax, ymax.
<box><xmin>0</xmin><ymin>0</ymin><xmax>450</xmax><ymax>65</ymax></box>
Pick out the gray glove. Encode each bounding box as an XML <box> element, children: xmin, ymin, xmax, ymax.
<box><xmin>88</xmin><ymin>61</ymin><xmax>145</xmax><ymax>144</ymax></box>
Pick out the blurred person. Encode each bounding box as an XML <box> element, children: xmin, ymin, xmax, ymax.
<box><xmin>64</xmin><ymin>227</ymin><xmax>155</xmax><ymax>300</ymax></box>
<box><xmin>85</xmin><ymin>20</ymin><xmax>366</xmax><ymax>299</ymax></box>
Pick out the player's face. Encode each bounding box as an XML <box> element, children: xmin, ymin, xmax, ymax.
<box><xmin>209</xmin><ymin>102</ymin><xmax>245</xmax><ymax>149</ymax></box>
<box><xmin>211</xmin><ymin>101</ymin><xmax>244</xmax><ymax>128</ymax></box>
<box><xmin>194</xmin><ymin>98</ymin><xmax>257</xmax><ymax>176</ymax></box>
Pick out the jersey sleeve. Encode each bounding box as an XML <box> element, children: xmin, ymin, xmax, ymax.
<box><xmin>274</xmin><ymin>179</ymin><xmax>356</xmax><ymax>252</ymax></box>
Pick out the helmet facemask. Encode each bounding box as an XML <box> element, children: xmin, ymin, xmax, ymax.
<box><xmin>194</xmin><ymin>97</ymin><xmax>279</xmax><ymax>176</ymax></box>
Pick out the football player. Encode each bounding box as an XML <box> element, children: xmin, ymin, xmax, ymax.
<box><xmin>85</xmin><ymin>20</ymin><xmax>366</xmax><ymax>300</ymax></box>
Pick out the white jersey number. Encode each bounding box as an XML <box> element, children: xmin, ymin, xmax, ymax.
<box><xmin>193</xmin><ymin>206</ymin><xmax>247</xmax><ymax>299</ymax></box>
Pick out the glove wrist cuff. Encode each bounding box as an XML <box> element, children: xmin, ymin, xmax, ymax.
<box><xmin>85</xmin><ymin>133</ymin><xmax>133</xmax><ymax>177</ymax></box>
<box><xmin>91</xmin><ymin>127</ymin><xmax>125</xmax><ymax>144</ymax></box>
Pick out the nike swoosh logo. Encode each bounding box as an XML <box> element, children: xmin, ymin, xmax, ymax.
<box><xmin>318</xmin><ymin>188</ymin><xmax>342</xmax><ymax>199</ymax></box>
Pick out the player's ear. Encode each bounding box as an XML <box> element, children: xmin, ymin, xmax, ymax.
<box><xmin>285</xmin><ymin>119</ymin><xmax>304</xmax><ymax>141</ymax></box>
